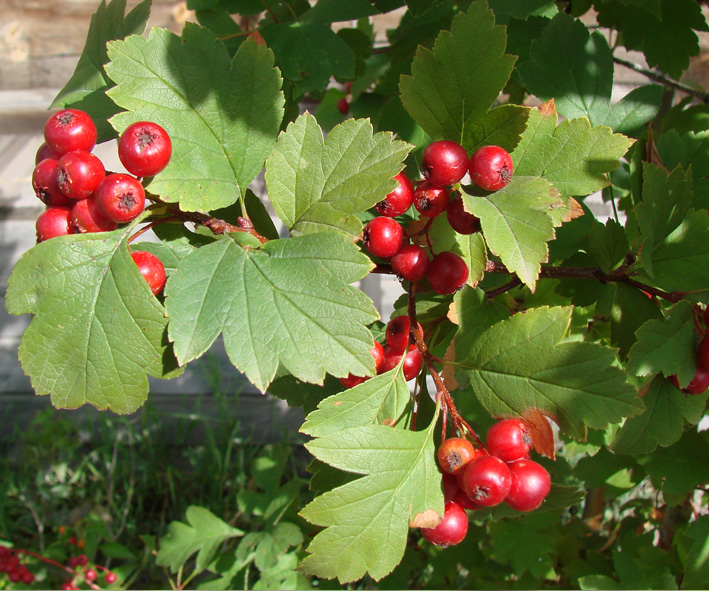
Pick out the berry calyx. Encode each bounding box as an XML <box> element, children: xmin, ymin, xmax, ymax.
<box><xmin>362</xmin><ymin>217</ymin><xmax>404</xmax><ymax>259</ymax></box>
<box><xmin>118</xmin><ymin>121</ymin><xmax>172</xmax><ymax>178</ymax></box>
<box><xmin>57</xmin><ymin>150</ymin><xmax>105</xmax><ymax>200</ymax></box>
<box><xmin>36</xmin><ymin>207</ymin><xmax>73</xmax><ymax>242</ymax></box>
<box><xmin>426</xmin><ymin>251</ymin><xmax>469</xmax><ymax>295</ymax></box>
<box><xmin>413</xmin><ymin>182</ymin><xmax>450</xmax><ymax>218</ymax></box>
<box><xmin>486</xmin><ymin>418</ymin><xmax>532</xmax><ymax>463</ymax></box>
<box><xmin>391</xmin><ymin>244</ymin><xmax>430</xmax><ymax>282</ymax></box>
<box><xmin>131</xmin><ymin>250</ymin><xmax>167</xmax><ymax>296</ymax></box>
<box><xmin>70</xmin><ymin>198</ymin><xmax>118</xmax><ymax>234</ymax></box>
<box><xmin>385</xmin><ymin>315</ymin><xmax>423</xmax><ymax>352</ymax></box>
<box><xmin>447</xmin><ymin>192</ymin><xmax>480</xmax><ymax>235</ymax></box>
<box><xmin>437</xmin><ymin>437</ymin><xmax>479</xmax><ymax>474</ymax></box>
<box><xmin>469</xmin><ymin>145</ymin><xmax>513</xmax><ymax>192</ymax></box>
<box><xmin>504</xmin><ymin>459</ymin><xmax>551</xmax><ymax>512</ymax></box>
<box><xmin>460</xmin><ymin>454</ymin><xmax>512</xmax><ymax>507</ymax></box>
<box><xmin>420</xmin><ymin>501</ymin><xmax>468</xmax><ymax>547</ymax></box>
<box><xmin>44</xmin><ymin>109</ymin><xmax>97</xmax><ymax>157</ymax></box>
<box><xmin>95</xmin><ymin>173</ymin><xmax>146</xmax><ymax>223</ymax></box>
<box><xmin>421</xmin><ymin>140</ymin><xmax>469</xmax><ymax>188</ymax></box>
<box><xmin>375</xmin><ymin>172</ymin><xmax>414</xmax><ymax>217</ymax></box>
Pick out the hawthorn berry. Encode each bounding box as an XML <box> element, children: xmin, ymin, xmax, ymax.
<box><xmin>36</xmin><ymin>206</ymin><xmax>73</xmax><ymax>242</ymax></box>
<box><xmin>420</xmin><ymin>500</ymin><xmax>468</xmax><ymax>546</ymax></box>
<box><xmin>339</xmin><ymin>341</ymin><xmax>385</xmax><ymax>388</ymax></box>
<box><xmin>421</xmin><ymin>140</ymin><xmax>469</xmax><ymax>188</ymax></box>
<box><xmin>391</xmin><ymin>244</ymin><xmax>430</xmax><ymax>282</ymax></box>
<box><xmin>118</xmin><ymin>121</ymin><xmax>172</xmax><ymax>178</ymax></box>
<box><xmin>44</xmin><ymin>109</ymin><xmax>97</xmax><ymax>156</ymax></box>
<box><xmin>95</xmin><ymin>173</ymin><xmax>146</xmax><ymax>223</ymax></box>
<box><xmin>469</xmin><ymin>145</ymin><xmax>513</xmax><ymax>191</ymax></box>
<box><xmin>697</xmin><ymin>335</ymin><xmax>709</xmax><ymax>371</ymax></box>
<box><xmin>375</xmin><ymin>172</ymin><xmax>414</xmax><ymax>217</ymax></box>
<box><xmin>486</xmin><ymin>418</ymin><xmax>532</xmax><ymax>463</ymax></box>
<box><xmin>380</xmin><ymin>345</ymin><xmax>423</xmax><ymax>381</ymax></box>
<box><xmin>413</xmin><ymin>182</ymin><xmax>450</xmax><ymax>218</ymax></box>
<box><xmin>57</xmin><ymin>150</ymin><xmax>105</xmax><ymax>200</ymax></box>
<box><xmin>437</xmin><ymin>437</ymin><xmax>479</xmax><ymax>474</ymax></box>
<box><xmin>460</xmin><ymin>454</ymin><xmax>512</xmax><ymax>507</ymax></box>
<box><xmin>427</xmin><ymin>251</ymin><xmax>469</xmax><ymax>295</ymax></box>
<box><xmin>33</xmin><ymin>158</ymin><xmax>72</xmax><ymax>207</ymax></box>
<box><xmin>336</xmin><ymin>97</ymin><xmax>350</xmax><ymax>115</ymax></box>
<box><xmin>70</xmin><ymin>198</ymin><xmax>118</xmax><ymax>234</ymax></box>
<box><xmin>35</xmin><ymin>142</ymin><xmax>57</xmax><ymax>164</ymax></box>
<box><xmin>385</xmin><ymin>315</ymin><xmax>422</xmax><ymax>352</ymax></box>
<box><xmin>362</xmin><ymin>217</ymin><xmax>404</xmax><ymax>259</ymax></box>
<box><xmin>84</xmin><ymin>569</ymin><xmax>98</xmax><ymax>582</ymax></box>
<box><xmin>504</xmin><ymin>459</ymin><xmax>551</xmax><ymax>512</ymax></box>
<box><xmin>105</xmin><ymin>572</ymin><xmax>117</xmax><ymax>584</ymax></box>
<box><xmin>131</xmin><ymin>250</ymin><xmax>167</xmax><ymax>296</ymax></box>
<box><xmin>671</xmin><ymin>368</ymin><xmax>709</xmax><ymax>395</ymax></box>
<box><xmin>447</xmin><ymin>192</ymin><xmax>480</xmax><ymax>235</ymax></box>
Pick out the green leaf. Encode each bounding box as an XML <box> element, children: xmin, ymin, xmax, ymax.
<box><xmin>626</xmin><ymin>301</ymin><xmax>697</xmax><ymax>384</ymax></box>
<box><xmin>254</xmin><ymin>523</ymin><xmax>303</xmax><ymax>571</ymax></box>
<box><xmin>106</xmin><ymin>26</ymin><xmax>284</xmax><ymax>211</ymax></box>
<box><xmin>601</xmin><ymin>85</ymin><xmax>664</xmax><ymax>137</ymax></box>
<box><xmin>656</xmin><ymin>130</ymin><xmax>709</xmax><ymax>210</ymax></box>
<box><xmin>298</xmin><ymin>413</ymin><xmax>443</xmax><ymax>583</ymax></box>
<box><xmin>300</xmin><ymin>0</ymin><xmax>379</xmax><ymax>23</ymax></box>
<box><xmin>596</xmin><ymin>0</ymin><xmax>708</xmax><ymax>80</ymax></box>
<box><xmin>587</xmin><ymin>219</ymin><xmax>627</xmax><ymax>275</ymax></box>
<box><xmin>610</xmin><ymin>375</ymin><xmax>707</xmax><ymax>456</ymax></box>
<box><xmin>459</xmin><ymin>306</ymin><xmax>643</xmax><ymax>439</ymax></box>
<box><xmin>261</xmin><ymin>22</ymin><xmax>354</xmax><ymax>97</ymax></box>
<box><xmin>399</xmin><ymin>0</ymin><xmax>517</xmax><ymax>146</ymax></box>
<box><xmin>463</xmin><ymin>176</ymin><xmax>562</xmax><ymax>290</ymax></box>
<box><xmin>644</xmin><ymin>209</ymin><xmax>709</xmax><ymax>293</ymax></box>
<box><xmin>463</xmin><ymin>104</ymin><xmax>531</xmax><ymax>155</ymax></box>
<box><xmin>50</xmin><ymin>0</ymin><xmax>151</xmax><ymax>141</ymax></box>
<box><xmin>265</xmin><ymin>113</ymin><xmax>411</xmax><ymax>236</ymax></box>
<box><xmin>488</xmin><ymin>0</ymin><xmax>558</xmax><ymax>22</ymax></box>
<box><xmin>517</xmin><ymin>14</ymin><xmax>613</xmax><ymax>125</ymax></box>
<box><xmin>513</xmin><ymin>105</ymin><xmax>634</xmax><ymax>196</ymax></box>
<box><xmin>156</xmin><ymin>506</ymin><xmax>243</xmax><ymax>574</ymax></box>
<box><xmin>609</xmin><ymin>282</ymin><xmax>663</xmax><ymax>361</ymax></box>
<box><xmin>429</xmin><ymin>216</ymin><xmax>488</xmax><ymax>287</ymax></box>
<box><xmin>680</xmin><ymin>516</ymin><xmax>709</xmax><ymax>590</ymax></box>
<box><xmin>301</xmin><ymin>365</ymin><xmax>413</xmax><ymax>438</ymax></box>
<box><xmin>489</xmin><ymin>513</ymin><xmax>558</xmax><ymax>578</ymax></box>
<box><xmin>165</xmin><ymin>233</ymin><xmax>379</xmax><ymax>392</ymax></box>
<box><xmin>5</xmin><ymin>231</ymin><xmax>176</xmax><ymax>414</ymax></box>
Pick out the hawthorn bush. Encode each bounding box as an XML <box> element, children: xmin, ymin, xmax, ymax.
<box><xmin>4</xmin><ymin>0</ymin><xmax>709</xmax><ymax>588</ymax></box>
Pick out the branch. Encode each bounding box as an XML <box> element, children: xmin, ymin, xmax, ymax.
<box><xmin>613</xmin><ymin>56</ymin><xmax>709</xmax><ymax>104</ymax></box>
<box><xmin>167</xmin><ymin>207</ymin><xmax>269</xmax><ymax>243</ymax></box>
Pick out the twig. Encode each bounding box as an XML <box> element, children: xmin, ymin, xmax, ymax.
<box><xmin>613</xmin><ymin>56</ymin><xmax>709</xmax><ymax>104</ymax></box>
<box><xmin>168</xmin><ymin>207</ymin><xmax>269</xmax><ymax>243</ymax></box>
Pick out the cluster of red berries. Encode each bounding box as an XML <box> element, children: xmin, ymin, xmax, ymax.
<box><xmin>0</xmin><ymin>546</ymin><xmax>35</xmax><ymax>585</ymax></box>
<box><xmin>340</xmin><ymin>315</ymin><xmax>424</xmax><ymax>388</ymax></box>
<box><xmin>363</xmin><ymin>140</ymin><xmax>513</xmax><ymax>295</ymax></box>
<box><xmin>671</xmin><ymin>308</ymin><xmax>709</xmax><ymax>395</ymax></box>
<box><xmin>420</xmin><ymin>418</ymin><xmax>551</xmax><ymax>547</ymax></box>
<box><xmin>60</xmin><ymin>557</ymin><xmax>117</xmax><ymax>591</ymax></box>
<box><xmin>31</xmin><ymin>108</ymin><xmax>170</xmax><ymax>296</ymax></box>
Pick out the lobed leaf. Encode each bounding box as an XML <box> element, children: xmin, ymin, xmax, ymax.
<box><xmin>106</xmin><ymin>26</ymin><xmax>284</xmax><ymax>212</ymax></box>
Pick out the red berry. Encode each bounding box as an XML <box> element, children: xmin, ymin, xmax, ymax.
<box><xmin>35</xmin><ymin>142</ymin><xmax>58</xmax><ymax>164</ymax></box>
<box><xmin>686</xmin><ymin>366</ymin><xmax>709</xmax><ymax>395</ymax></box>
<box><xmin>22</xmin><ymin>570</ymin><xmax>35</xmax><ymax>584</ymax></box>
<box><xmin>375</xmin><ymin>172</ymin><xmax>415</xmax><ymax>217</ymax></box>
<box><xmin>362</xmin><ymin>217</ymin><xmax>404</xmax><ymax>259</ymax></box>
<box><xmin>413</xmin><ymin>182</ymin><xmax>450</xmax><ymax>218</ymax></box>
<box><xmin>486</xmin><ymin>418</ymin><xmax>532</xmax><ymax>463</ymax></box>
<box><xmin>442</xmin><ymin>473</ymin><xmax>459</xmax><ymax>502</ymax></box>
<box><xmin>118</xmin><ymin>121</ymin><xmax>172</xmax><ymax>178</ymax></box>
<box><xmin>336</xmin><ymin>97</ymin><xmax>350</xmax><ymax>115</ymax></box>
<box><xmin>70</xmin><ymin>197</ymin><xmax>118</xmax><ymax>234</ymax></box>
<box><xmin>504</xmin><ymin>459</ymin><xmax>551</xmax><ymax>512</ymax></box>
<box><xmin>68</xmin><ymin>537</ymin><xmax>77</xmax><ymax>546</ymax></box>
<box><xmin>461</xmin><ymin>454</ymin><xmax>512</xmax><ymax>507</ymax></box>
<box><xmin>105</xmin><ymin>572</ymin><xmax>117</xmax><ymax>584</ymax></box>
<box><xmin>420</xmin><ymin>501</ymin><xmax>468</xmax><ymax>547</ymax></box>
<box><xmin>0</xmin><ymin>547</ymin><xmax>10</xmax><ymax>559</ymax></box>
<box><xmin>33</xmin><ymin>158</ymin><xmax>73</xmax><ymax>207</ymax></box>
<box><xmin>421</xmin><ymin>140</ymin><xmax>468</xmax><ymax>188</ymax></box>
<box><xmin>95</xmin><ymin>173</ymin><xmax>146</xmax><ymax>223</ymax></box>
<box><xmin>391</xmin><ymin>244</ymin><xmax>430</xmax><ymax>282</ymax></box>
<box><xmin>68</xmin><ymin>557</ymin><xmax>79</xmax><ymax>568</ymax></box>
<box><xmin>380</xmin><ymin>345</ymin><xmax>423</xmax><ymax>381</ymax></box>
<box><xmin>84</xmin><ymin>569</ymin><xmax>97</xmax><ymax>582</ymax></box>
<box><xmin>427</xmin><ymin>251</ymin><xmax>469</xmax><ymax>295</ymax></box>
<box><xmin>339</xmin><ymin>374</ymin><xmax>366</xmax><ymax>389</ymax></box>
<box><xmin>468</xmin><ymin>145</ymin><xmax>513</xmax><ymax>192</ymax></box>
<box><xmin>339</xmin><ymin>341</ymin><xmax>385</xmax><ymax>388</ymax></box>
<box><xmin>697</xmin><ymin>335</ymin><xmax>709</xmax><ymax>372</ymax></box>
<box><xmin>385</xmin><ymin>315</ymin><xmax>423</xmax><ymax>352</ymax></box>
<box><xmin>77</xmin><ymin>554</ymin><xmax>88</xmax><ymax>566</ymax></box>
<box><xmin>131</xmin><ymin>250</ymin><xmax>167</xmax><ymax>296</ymax></box>
<box><xmin>44</xmin><ymin>109</ymin><xmax>97</xmax><ymax>157</ymax></box>
<box><xmin>453</xmin><ymin>489</ymin><xmax>482</xmax><ymax>511</ymax></box>
<box><xmin>57</xmin><ymin>150</ymin><xmax>105</xmax><ymax>200</ymax></box>
<box><xmin>36</xmin><ymin>206</ymin><xmax>73</xmax><ymax>242</ymax></box>
<box><xmin>447</xmin><ymin>192</ymin><xmax>480</xmax><ymax>235</ymax></box>
<box><xmin>437</xmin><ymin>437</ymin><xmax>479</xmax><ymax>474</ymax></box>
<box><xmin>9</xmin><ymin>568</ymin><xmax>23</xmax><ymax>583</ymax></box>
<box><xmin>704</xmin><ymin>306</ymin><xmax>709</xmax><ymax>328</ymax></box>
